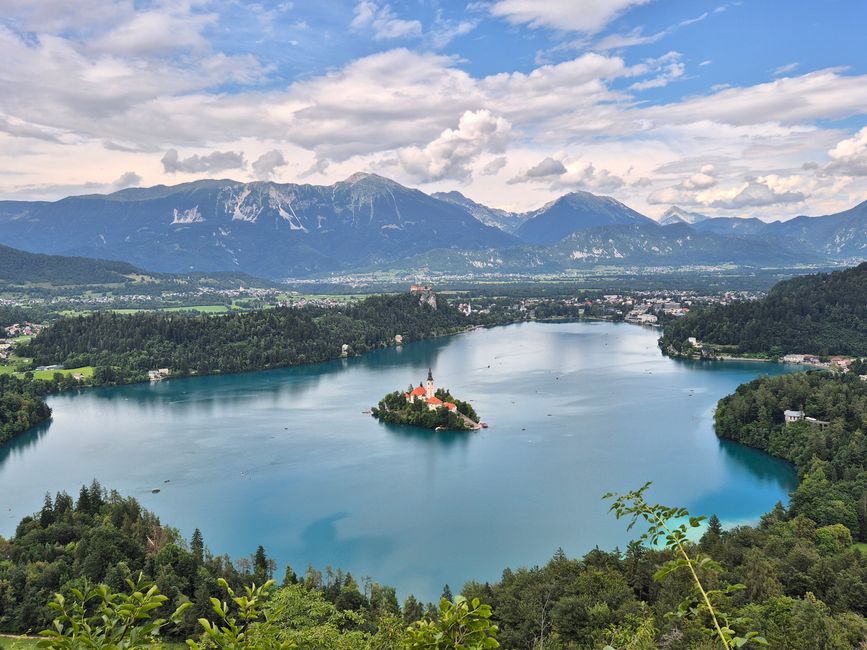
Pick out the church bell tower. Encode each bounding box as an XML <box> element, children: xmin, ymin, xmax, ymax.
<box><xmin>425</xmin><ymin>368</ymin><xmax>435</xmax><ymax>399</ymax></box>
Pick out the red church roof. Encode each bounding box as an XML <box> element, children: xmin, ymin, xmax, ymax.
<box><xmin>427</xmin><ymin>396</ymin><xmax>443</xmax><ymax>405</ymax></box>
<box><xmin>410</xmin><ymin>386</ymin><xmax>426</xmax><ymax>397</ymax></box>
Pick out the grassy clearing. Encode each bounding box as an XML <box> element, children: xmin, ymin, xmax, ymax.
<box><xmin>112</xmin><ymin>305</ymin><xmax>230</xmax><ymax>314</ymax></box>
<box><xmin>853</xmin><ymin>542</ymin><xmax>867</xmax><ymax>553</ymax></box>
<box><xmin>28</xmin><ymin>366</ymin><xmax>95</xmax><ymax>381</ymax></box>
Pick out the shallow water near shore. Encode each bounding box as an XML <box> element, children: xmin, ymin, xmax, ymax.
<box><xmin>0</xmin><ymin>321</ymin><xmax>798</xmax><ymax>600</ymax></box>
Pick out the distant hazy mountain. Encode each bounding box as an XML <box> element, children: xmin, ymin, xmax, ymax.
<box><xmin>0</xmin><ymin>174</ymin><xmax>515</xmax><ymax>278</ymax></box>
<box><xmin>370</xmin><ymin>223</ymin><xmax>817</xmax><ymax>275</ymax></box>
<box><xmin>690</xmin><ymin>216</ymin><xmax>773</xmax><ymax>236</ymax></box>
<box><xmin>774</xmin><ymin>200</ymin><xmax>867</xmax><ymax>259</ymax></box>
<box><xmin>659</xmin><ymin>206</ymin><xmax>710</xmax><ymax>225</ymax></box>
<box><xmin>691</xmin><ymin>200</ymin><xmax>867</xmax><ymax>260</ymax></box>
<box><xmin>431</xmin><ymin>191</ymin><xmax>527</xmax><ymax>233</ymax></box>
<box><xmin>547</xmin><ymin>223</ymin><xmax>816</xmax><ymax>266</ymax></box>
<box><xmin>515</xmin><ymin>191</ymin><xmax>655</xmax><ymax>245</ymax></box>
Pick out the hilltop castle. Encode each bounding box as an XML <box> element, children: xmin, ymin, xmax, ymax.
<box><xmin>405</xmin><ymin>369</ymin><xmax>457</xmax><ymax>412</ymax></box>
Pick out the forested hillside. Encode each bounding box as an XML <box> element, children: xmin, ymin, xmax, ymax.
<box><xmin>6</xmin><ymin>466</ymin><xmax>867</xmax><ymax>647</ymax></box>
<box><xmin>0</xmin><ymin>480</ymin><xmax>412</xmax><ymax>643</ymax></box>
<box><xmin>0</xmin><ymin>244</ymin><xmax>141</xmax><ymax>285</ymax></box>
<box><xmin>0</xmin><ymin>374</ymin><xmax>51</xmax><ymax>444</ymax></box>
<box><xmin>661</xmin><ymin>263</ymin><xmax>867</xmax><ymax>356</ymax></box>
<box><xmin>715</xmin><ymin>371</ymin><xmax>867</xmax><ymax>536</ymax></box>
<box><xmin>21</xmin><ymin>293</ymin><xmax>471</xmax><ymax>383</ymax></box>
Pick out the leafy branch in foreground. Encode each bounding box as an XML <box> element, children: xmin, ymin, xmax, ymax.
<box><xmin>37</xmin><ymin>573</ymin><xmax>190</xmax><ymax>649</ymax></box>
<box><xmin>604</xmin><ymin>482</ymin><xmax>766</xmax><ymax>649</ymax></box>
<box><xmin>404</xmin><ymin>596</ymin><xmax>499</xmax><ymax>650</ymax></box>
<box><xmin>188</xmin><ymin>578</ymin><xmax>294</xmax><ymax>650</ymax></box>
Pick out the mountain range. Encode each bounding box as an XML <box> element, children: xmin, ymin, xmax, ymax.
<box><xmin>0</xmin><ymin>173</ymin><xmax>864</xmax><ymax>279</ymax></box>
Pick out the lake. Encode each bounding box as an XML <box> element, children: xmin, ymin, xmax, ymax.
<box><xmin>0</xmin><ymin>321</ymin><xmax>798</xmax><ymax>600</ymax></box>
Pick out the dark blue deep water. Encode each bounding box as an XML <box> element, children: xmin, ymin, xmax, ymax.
<box><xmin>0</xmin><ymin>322</ymin><xmax>798</xmax><ymax>599</ymax></box>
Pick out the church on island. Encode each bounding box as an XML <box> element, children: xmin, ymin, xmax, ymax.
<box><xmin>371</xmin><ymin>368</ymin><xmax>482</xmax><ymax>431</ymax></box>
<box><xmin>405</xmin><ymin>369</ymin><xmax>458</xmax><ymax>412</ymax></box>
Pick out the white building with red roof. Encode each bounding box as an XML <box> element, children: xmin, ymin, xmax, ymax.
<box><xmin>404</xmin><ymin>368</ymin><xmax>457</xmax><ymax>412</ymax></box>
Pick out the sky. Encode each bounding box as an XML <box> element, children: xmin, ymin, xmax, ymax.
<box><xmin>1</xmin><ymin>0</ymin><xmax>866</xmax><ymax>220</ymax></box>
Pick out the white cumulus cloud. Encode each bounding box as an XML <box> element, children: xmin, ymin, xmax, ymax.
<box><xmin>351</xmin><ymin>1</ymin><xmax>422</xmax><ymax>40</ymax></box>
<box><xmin>489</xmin><ymin>0</ymin><xmax>651</xmax><ymax>33</ymax></box>
<box><xmin>708</xmin><ymin>180</ymin><xmax>806</xmax><ymax>209</ymax></box>
<box><xmin>398</xmin><ymin>109</ymin><xmax>512</xmax><ymax>182</ymax></box>
<box><xmin>826</xmin><ymin>127</ymin><xmax>867</xmax><ymax>177</ymax></box>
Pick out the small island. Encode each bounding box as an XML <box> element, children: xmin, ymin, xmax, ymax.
<box><xmin>371</xmin><ymin>369</ymin><xmax>482</xmax><ymax>431</ymax></box>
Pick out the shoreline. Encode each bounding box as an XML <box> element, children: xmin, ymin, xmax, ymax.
<box><xmin>663</xmin><ymin>348</ymin><xmax>835</xmax><ymax>370</ymax></box>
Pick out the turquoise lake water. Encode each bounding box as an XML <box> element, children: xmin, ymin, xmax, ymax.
<box><xmin>0</xmin><ymin>321</ymin><xmax>798</xmax><ymax>600</ymax></box>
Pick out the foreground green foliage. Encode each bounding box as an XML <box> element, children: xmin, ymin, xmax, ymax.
<box><xmin>38</xmin><ymin>575</ymin><xmax>190</xmax><ymax>649</ymax></box>
<box><xmin>661</xmin><ymin>262</ymin><xmax>867</xmax><ymax>356</ymax></box>
<box><xmin>404</xmin><ymin>597</ymin><xmax>498</xmax><ymax>650</ymax></box>
<box><xmin>31</xmin><ymin>572</ymin><xmax>496</xmax><ymax>650</ymax></box>
<box><xmin>4</xmin><ymin>471</ymin><xmax>867</xmax><ymax>648</ymax></box>
<box><xmin>606</xmin><ymin>484</ymin><xmax>765</xmax><ymax>649</ymax></box>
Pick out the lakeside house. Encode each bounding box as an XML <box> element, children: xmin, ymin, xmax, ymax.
<box><xmin>405</xmin><ymin>369</ymin><xmax>458</xmax><ymax>413</ymax></box>
<box><xmin>784</xmin><ymin>409</ymin><xmax>830</xmax><ymax>429</ymax></box>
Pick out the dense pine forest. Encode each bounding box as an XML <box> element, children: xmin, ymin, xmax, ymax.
<box><xmin>660</xmin><ymin>263</ymin><xmax>867</xmax><ymax>357</ymax></box>
<box><xmin>20</xmin><ymin>293</ymin><xmax>473</xmax><ymax>383</ymax></box>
